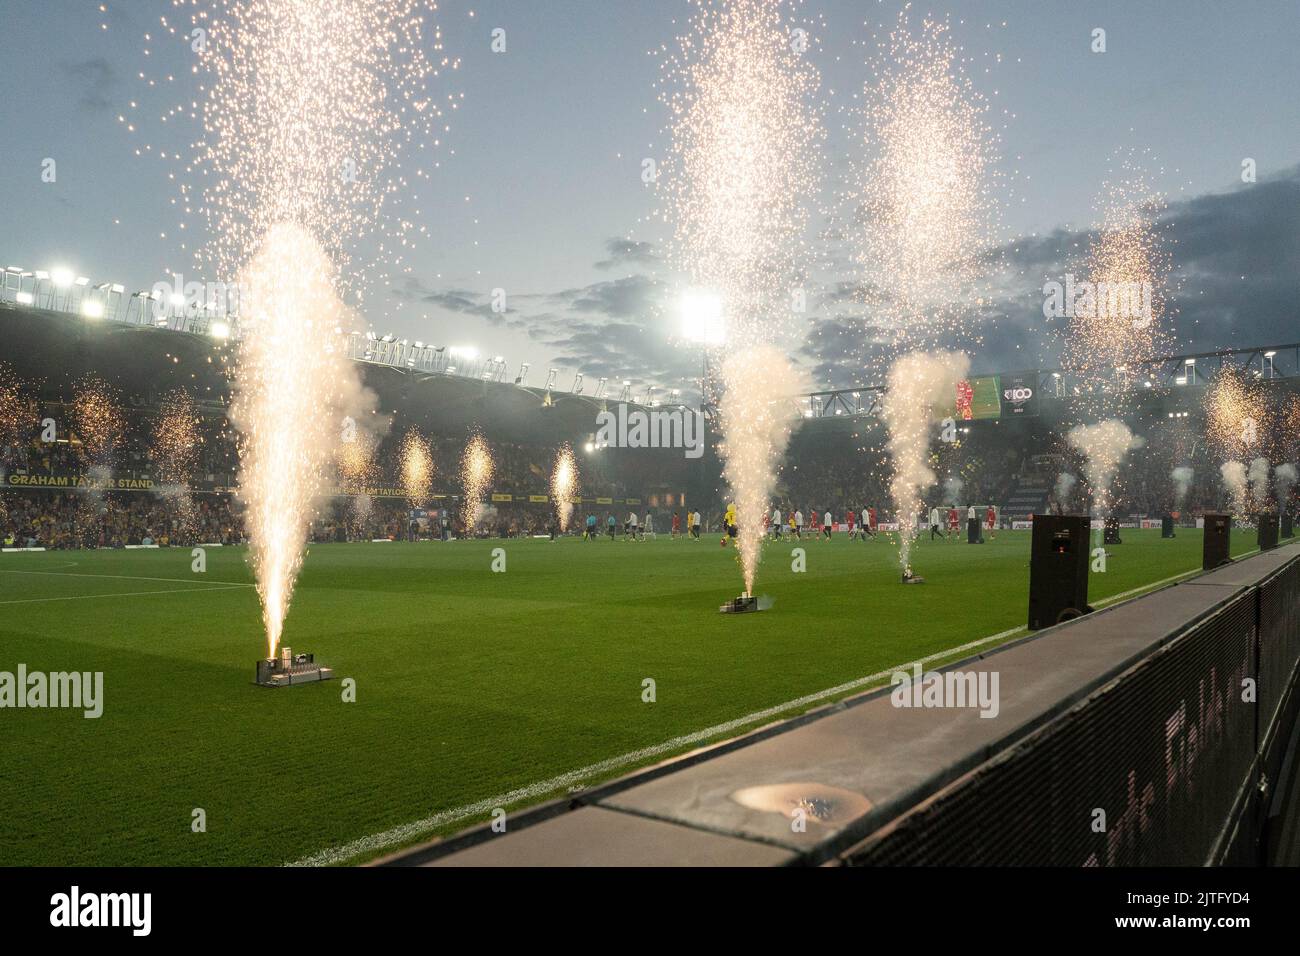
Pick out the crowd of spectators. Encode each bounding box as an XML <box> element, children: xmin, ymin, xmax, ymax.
<box><xmin>2</xmin><ymin>493</ymin><xmax>240</xmax><ymax>549</ymax></box>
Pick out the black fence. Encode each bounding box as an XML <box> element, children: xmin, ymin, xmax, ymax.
<box><xmin>845</xmin><ymin>556</ymin><xmax>1299</xmax><ymax>866</ymax></box>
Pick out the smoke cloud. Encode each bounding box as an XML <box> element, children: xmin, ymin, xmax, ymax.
<box><xmin>1248</xmin><ymin>457</ymin><xmax>1271</xmax><ymax>511</ymax></box>
<box><xmin>1066</xmin><ymin>419</ymin><xmax>1144</xmax><ymax>515</ymax></box>
<box><xmin>883</xmin><ymin>350</ymin><xmax>971</xmax><ymax>571</ymax></box>
<box><xmin>1220</xmin><ymin>460</ymin><xmax>1247</xmax><ymax>515</ymax></box>
<box><xmin>717</xmin><ymin>345</ymin><xmax>808</xmax><ymax>595</ymax></box>
<box><xmin>1171</xmin><ymin>466</ymin><xmax>1194</xmax><ymax>509</ymax></box>
<box><xmin>1055</xmin><ymin>472</ymin><xmax>1077</xmax><ymax>506</ymax></box>
<box><xmin>1275</xmin><ymin>463</ymin><xmax>1297</xmax><ymax>510</ymax></box>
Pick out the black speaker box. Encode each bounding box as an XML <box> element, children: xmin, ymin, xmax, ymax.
<box><xmin>1258</xmin><ymin>514</ymin><xmax>1279</xmax><ymax>551</ymax></box>
<box><xmin>1028</xmin><ymin>514</ymin><xmax>1090</xmax><ymax>631</ymax></box>
<box><xmin>1161</xmin><ymin>515</ymin><xmax>1175</xmax><ymax>538</ymax></box>
<box><xmin>967</xmin><ymin>517</ymin><xmax>982</xmax><ymax>543</ymax></box>
<box><xmin>1202</xmin><ymin>513</ymin><xmax>1232</xmax><ymax>570</ymax></box>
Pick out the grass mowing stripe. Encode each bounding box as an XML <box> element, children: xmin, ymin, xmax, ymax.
<box><xmin>0</xmin><ymin>568</ymin><xmax>255</xmax><ymax>587</ymax></box>
<box><xmin>0</xmin><ymin>585</ymin><xmax>250</xmax><ymax>606</ymax></box>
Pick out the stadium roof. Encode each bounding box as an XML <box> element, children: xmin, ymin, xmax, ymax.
<box><xmin>0</xmin><ymin>302</ymin><xmax>656</xmax><ymax>446</ymax></box>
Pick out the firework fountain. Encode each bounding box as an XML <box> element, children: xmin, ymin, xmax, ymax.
<box><xmin>0</xmin><ymin>363</ymin><xmax>26</xmax><ymax>460</ymax></box>
<box><xmin>943</xmin><ymin>476</ymin><xmax>965</xmax><ymax>507</ymax></box>
<box><xmin>659</xmin><ymin>0</ymin><xmax>822</xmax><ymax>604</ymax></box>
<box><xmin>851</xmin><ymin>14</ymin><xmax>1001</xmax><ymax>578</ymax></box>
<box><xmin>1067</xmin><ymin>420</ymin><xmax>1145</xmax><ymax>520</ymax></box>
<box><xmin>1221</xmin><ymin>461</ymin><xmax>1248</xmax><ymax>516</ymax></box>
<box><xmin>1171</xmin><ymin>466</ymin><xmax>1194</xmax><ymax>510</ymax></box>
<box><xmin>1052</xmin><ymin>154</ymin><xmax>1172</xmax><ymax>549</ymax></box>
<box><xmin>551</xmin><ymin>443</ymin><xmax>578</xmax><ymax>533</ymax></box>
<box><xmin>1276</xmin><ymin>463</ymin><xmax>1298</xmax><ymax>513</ymax></box>
<box><xmin>231</xmin><ymin>223</ymin><xmax>350</xmax><ymax>659</ymax></box>
<box><xmin>851</xmin><ymin>12</ymin><xmax>1002</xmax><ymax>354</ymax></box>
<box><xmin>883</xmin><ymin>352</ymin><xmax>971</xmax><ymax>575</ymax></box>
<box><xmin>69</xmin><ymin>375</ymin><xmax>128</xmax><ymax>543</ymax></box>
<box><xmin>1248</xmin><ymin>457</ymin><xmax>1272</xmax><ymax>511</ymax></box>
<box><xmin>152</xmin><ymin>388</ymin><xmax>204</xmax><ymax>539</ymax></box>
<box><xmin>141</xmin><ymin>0</ymin><xmax>450</xmax><ymax>668</ymax></box>
<box><xmin>459</xmin><ymin>431</ymin><xmax>494</xmax><ymax>531</ymax></box>
<box><xmin>1055</xmin><ymin>472</ymin><xmax>1078</xmax><ymax>511</ymax></box>
<box><xmin>1060</xmin><ymin>155</ymin><xmax>1173</xmax><ymax>387</ymax></box>
<box><xmin>336</xmin><ymin>420</ymin><xmax>380</xmax><ymax>539</ymax></box>
<box><xmin>1205</xmin><ymin>367</ymin><xmax>1268</xmax><ymax>462</ymax></box>
<box><xmin>399</xmin><ymin>428</ymin><xmax>434</xmax><ymax>510</ymax></box>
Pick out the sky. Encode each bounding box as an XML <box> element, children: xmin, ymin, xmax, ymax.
<box><xmin>1</xmin><ymin>0</ymin><xmax>1298</xmax><ymax>397</ymax></box>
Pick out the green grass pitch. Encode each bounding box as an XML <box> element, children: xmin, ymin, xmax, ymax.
<box><xmin>0</xmin><ymin>527</ymin><xmax>1259</xmax><ymax>865</ymax></box>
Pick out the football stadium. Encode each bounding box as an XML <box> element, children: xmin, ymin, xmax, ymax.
<box><xmin>2</xmin><ymin>0</ymin><xmax>1299</xmax><ymax>923</ymax></box>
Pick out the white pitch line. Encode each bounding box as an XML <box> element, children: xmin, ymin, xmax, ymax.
<box><xmin>1090</xmin><ymin>549</ymin><xmax>1260</xmax><ymax>609</ymax></box>
<box><xmin>0</xmin><ymin>585</ymin><xmax>249</xmax><ymax>606</ymax></box>
<box><xmin>0</xmin><ymin>568</ymin><xmax>255</xmax><ymax>587</ymax></box>
<box><xmin>288</xmin><ymin>622</ymin><xmax>1029</xmax><ymax>867</ymax></box>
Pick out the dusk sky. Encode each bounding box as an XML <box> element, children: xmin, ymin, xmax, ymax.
<box><xmin>2</xmin><ymin>0</ymin><xmax>1298</xmax><ymax>395</ymax></box>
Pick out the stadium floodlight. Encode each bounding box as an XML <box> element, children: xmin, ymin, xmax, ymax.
<box><xmin>594</xmin><ymin>377</ymin><xmax>608</xmax><ymax>399</ymax></box>
<box><xmin>50</xmin><ymin>267</ymin><xmax>74</xmax><ymax>288</ymax></box>
<box><xmin>75</xmin><ymin>276</ymin><xmax>89</xmax><ymax>287</ymax></box>
<box><xmin>515</xmin><ymin>362</ymin><xmax>530</xmax><ymax>386</ymax></box>
<box><xmin>680</xmin><ymin>290</ymin><xmax>725</xmax><ymax>347</ymax></box>
<box><xmin>15</xmin><ymin>291</ymin><xmax>34</xmax><ymax>305</ymax></box>
<box><xmin>1265</xmin><ymin>351</ymin><xmax>1276</xmax><ymax>378</ymax></box>
<box><xmin>210</xmin><ymin>320</ymin><xmax>231</xmax><ymax>340</ymax></box>
<box><xmin>571</xmin><ymin>373</ymin><xmax>584</xmax><ymax>394</ymax></box>
<box><xmin>81</xmin><ymin>300</ymin><xmax>104</xmax><ymax>319</ymax></box>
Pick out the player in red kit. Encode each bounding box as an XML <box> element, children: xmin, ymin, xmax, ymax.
<box><xmin>947</xmin><ymin>506</ymin><xmax>959</xmax><ymax>538</ymax></box>
<box><xmin>986</xmin><ymin>504</ymin><xmax>997</xmax><ymax>539</ymax></box>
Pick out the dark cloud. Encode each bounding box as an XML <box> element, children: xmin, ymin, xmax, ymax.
<box><xmin>61</xmin><ymin>58</ymin><xmax>117</xmax><ymax>113</ymax></box>
<box><xmin>390</xmin><ymin>166</ymin><xmax>1300</xmax><ymax>396</ymax></box>
<box><xmin>593</xmin><ymin>238</ymin><xmax>660</xmax><ymax>271</ymax></box>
